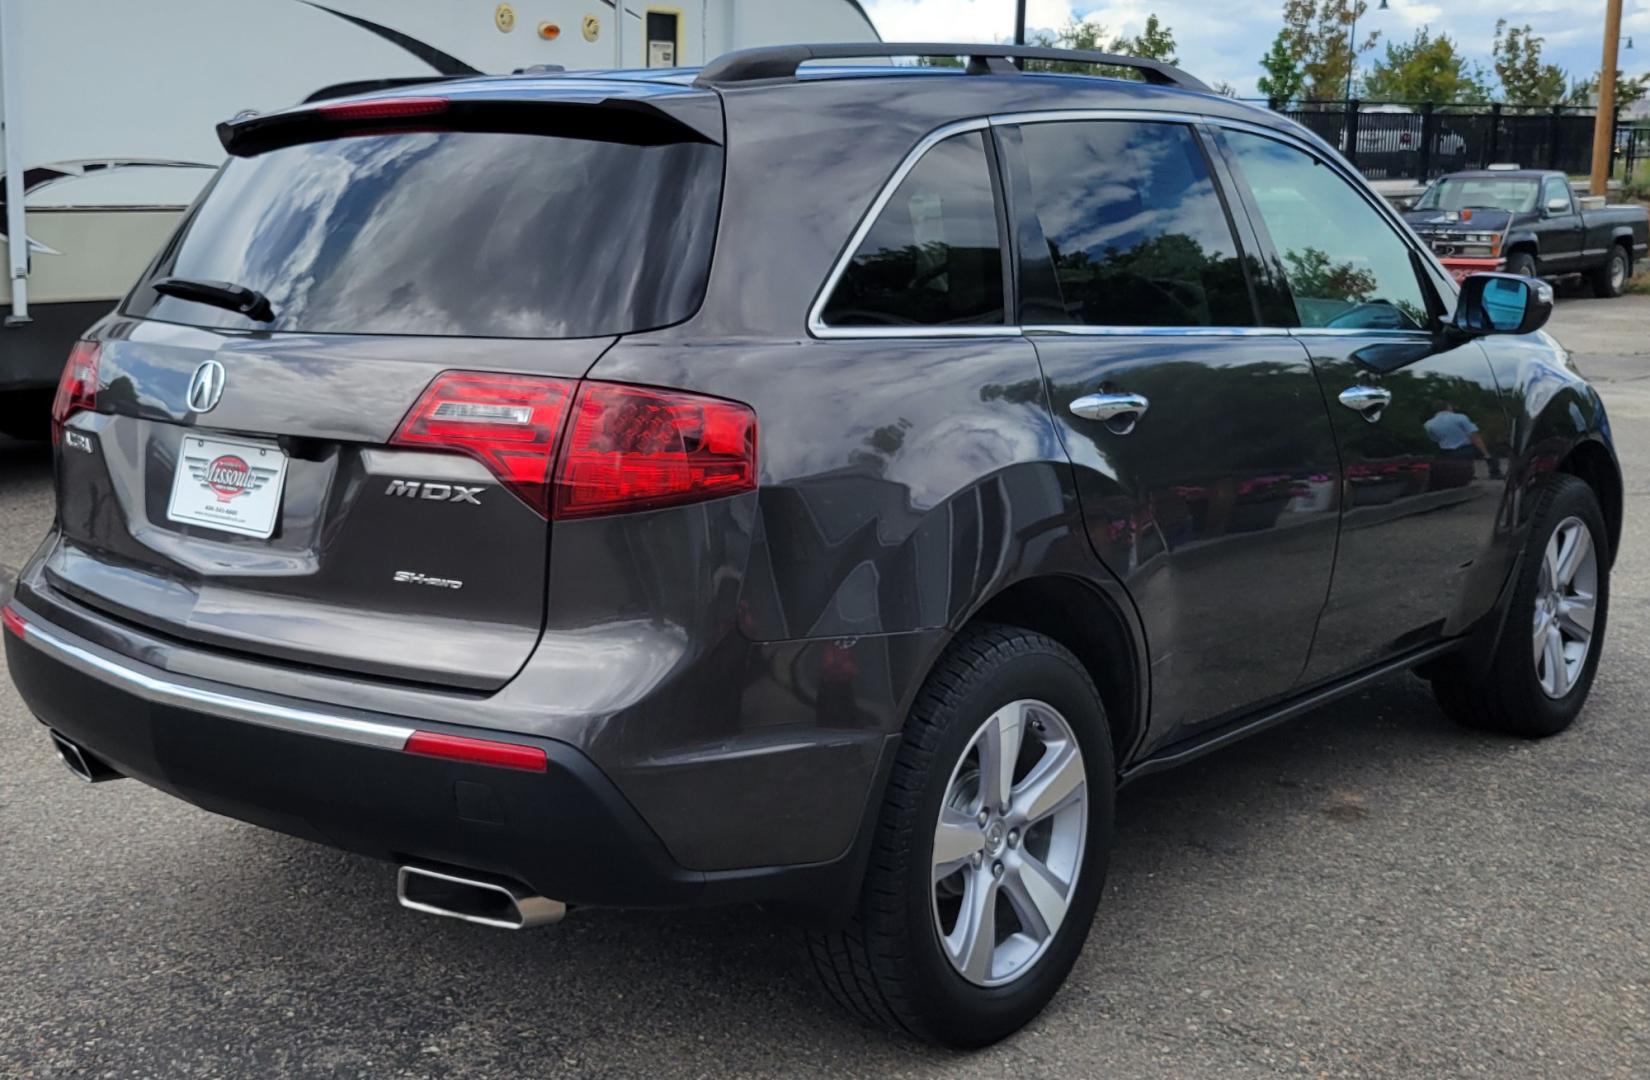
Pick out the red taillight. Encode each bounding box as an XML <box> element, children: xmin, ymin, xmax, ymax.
<box><xmin>391</xmin><ymin>372</ymin><xmax>575</xmax><ymax>517</ymax></box>
<box><xmin>316</xmin><ymin>96</ymin><xmax>449</xmax><ymax>122</ymax></box>
<box><xmin>1</xmin><ymin>605</ymin><xmax>25</xmax><ymax>640</ymax></box>
<box><xmin>404</xmin><ymin>731</ymin><xmax>548</xmax><ymax>772</ymax></box>
<box><xmin>50</xmin><ymin>340</ymin><xmax>100</xmax><ymax>444</ymax></box>
<box><xmin>393</xmin><ymin>372</ymin><xmax>758</xmax><ymax>520</ymax></box>
<box><xmin>554</xmin><ymin>382</ymin><xmax>757</xmax><ymax>519</ymax></box>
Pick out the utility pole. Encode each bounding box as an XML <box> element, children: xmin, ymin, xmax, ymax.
<box><xmin>1590</xmin><ymin>0</ymin><xmax>1624</xmax><ymax>196</ymax></box>
<box><xmin>1014</xmin><ymin>0</ymin><xmax>1026</xmax><ymax>46</ymax></box>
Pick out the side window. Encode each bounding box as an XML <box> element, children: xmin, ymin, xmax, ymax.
<box><xmin>1016</xmin><ymin>120</ymin><xmax>1254</xmax><ymax>327</ymax></box>
<box><xmin>1542</xmin><ymin>176</ymin><xmax>1572</xmax><ymax>212</ymax></box>
<box><xmin>820</xmin><ymin>131</ymin><xmax>1005</xmax><ymax>328</ymax></box>
<box><xmin>1223</xmin><ymin>130</ymin><xmax>1429</xmax><ymax>332</ymax></box>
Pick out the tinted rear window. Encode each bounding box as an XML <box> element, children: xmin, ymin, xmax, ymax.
<box><xmin>126</xmin><ymin>131</ymin><xmax>722</xmax><ymax>338</ymax></box>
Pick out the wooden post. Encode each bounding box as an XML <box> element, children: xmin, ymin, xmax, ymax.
<box><xmin>1590</xmin><ymin>0</ymin><xmax>1624</xmax><ymax>195</ymax></box>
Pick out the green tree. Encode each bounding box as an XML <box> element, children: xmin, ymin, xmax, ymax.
<box><xmin>1360</xmin><ymin>28</ymin><xmax>1489</xmax><ymax>103</ymax></box>
<box><xmin>1566</xmin><ymin>70</ymin><xmax>1650</xmax><ymax>110</ymax></box>
<box><xmin>1120</xmin><ymin>14</ymin><xmax>1178</xmax><ymax>63</ymax></box>
<box><xmin>1270</xmin><ymin>0</ymin><xmax>1380</xmax><ymax>103</ymax></box>
<box><xmin>1492</xmin><ymin>20</ymin><xmax>1568</xmax><ymax>106</ymax></box>
<box><xmin>1257</xmin><ymin>30</ymin><xmax>1306</xmax><ymax>103</ymax></box>
<box><xmin>1021</xmin><ymin>14</ymin><xmax>1177</xmax><ymax>78</ymax></box>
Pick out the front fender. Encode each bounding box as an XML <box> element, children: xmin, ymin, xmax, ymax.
<box><xmin>1444</xmin><ymin>331</ymin><xmax>1620</xmax><ymax>678</ymax></box>
<box><xmin>1505</xmin><ymin>230</ymin><xmax>1540</xmax><ymax>259</ymax></box>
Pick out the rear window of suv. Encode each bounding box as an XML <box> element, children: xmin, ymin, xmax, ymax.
<box><xmin>126</xmin><ymin>131</ymin><xmax>723</xmax><ymax>338</ymax></box>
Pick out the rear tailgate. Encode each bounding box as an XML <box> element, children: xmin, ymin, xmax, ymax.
<box><xmin>45</xmin><ymin>80</ymin><xmax>725</xmax><ymax>691</ymax></box>
<box><xmin>52</xmin><ymin>331</ymin><xmax>612</xmax><ymax>691</ymax></box>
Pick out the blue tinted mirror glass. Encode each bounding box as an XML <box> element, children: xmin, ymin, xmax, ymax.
<box><xmin>1481</xmin><ymin>277</ymin><xmax>1528</xmax><ymax>332</ymax></box>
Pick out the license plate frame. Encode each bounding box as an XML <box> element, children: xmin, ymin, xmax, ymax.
<box><xmin>166</xmin><ymin>434</ymin><xmax>289</xmax><ymax>539</ymax></box>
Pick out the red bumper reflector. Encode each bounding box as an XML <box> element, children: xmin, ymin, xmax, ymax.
<box><xmin>1</xmin><ymin>605</ymin><xmax>26</xmax><ymax>639</ymax></box>
<box><xmin>403</xmin><ymin>730</ymin><xmax>548</xmax><ymax>772</ymax></box>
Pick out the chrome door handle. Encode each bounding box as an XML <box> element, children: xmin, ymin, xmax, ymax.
<box><xmin>1070</xmin><ymin>392</ymin><xmax>1150</xmax><ymax>433</ymax></box>
<box><xmin>1338</xmin><ymin>385</ymin><xmax>1392</xmax><ymax>422</ymax></box>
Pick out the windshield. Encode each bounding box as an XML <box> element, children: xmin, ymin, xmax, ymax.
<box><xmin>126</xmin><ymin>130</ymin><xmax>723</xmax><ymax>338</ymax></box>
<box><xmin>1415</xmin><ymin>177</ymin><xmax>1538</xmax><ymax>214</ymax></box>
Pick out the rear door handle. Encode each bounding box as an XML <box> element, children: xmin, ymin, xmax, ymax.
<box><xmin>1070</xmin><ymin>392</ymin><xmax>1149</xmax><ymax>433</ymax></box>
<box><xmin>1338</xmin><ymin>385</ymin><xmax>1392</xmax><ymax>422</ymax></box>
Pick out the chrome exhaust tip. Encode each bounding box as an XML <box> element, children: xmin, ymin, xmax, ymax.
<box><xmin>49</xmin><ymin>731</ymin><xmax>122</xmax><ymax>783</ymax></box>
<box><xmin>397</xmin><ymin>865</ymin><xmax>565</xmax><ymax>930</ymax></box>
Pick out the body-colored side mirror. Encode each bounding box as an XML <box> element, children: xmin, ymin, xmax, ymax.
<box><xmin>1455</xmin><ymin>272</ymin><xmax>1553</xmax><ymax>336</ymax></box>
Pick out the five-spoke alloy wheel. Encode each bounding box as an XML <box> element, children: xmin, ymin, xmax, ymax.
<box><xmin>1531</xmin><ymin>515</ymin><xmax>1598</xmax><ymax>699</ymax></box>
<box><xmin>932</xmin><ymin>699</ymin><xmax>1088</xmax><ymax>987</ymax></box>
<box><xmin>806</xmin><ymin>625</ymin><xmax>1115</xmax><ymax>1048</ymax></box>
<box><xmin>1431</xmin><ymin>474</ymin><xmax>1610</xmax><ymax>737</ymax></box>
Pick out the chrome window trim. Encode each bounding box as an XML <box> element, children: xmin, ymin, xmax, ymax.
<box><xmin>807</xmin><ymin>117</ymin><xmax>999</xmax><ymax>340</ymax></box>
<box><xmin>14</xmin><ymin>613</ymin><xmax>416</xmax><ymax>752</ymax></box>
<box><xmin>1287</xmin><ymin>327</ymin><xmax>1435</xmax><ymax>338</ymax></box>
<box><xmin>806</xmin><ymin>106</ymin><xmax>1450</xmax><ymax>341</ymax></box>
<box><xmin>1025</xmin><ymin>325</ymin><xmax>1287</xmax><ymax>337</ymax></box>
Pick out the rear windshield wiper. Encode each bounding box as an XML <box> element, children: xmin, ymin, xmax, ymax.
<box><xmin>151</xmin><ymin>276</ymin><xmax>276</xmax><ymax>323</ymax></box>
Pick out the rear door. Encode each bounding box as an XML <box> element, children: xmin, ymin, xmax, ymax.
<box><xmin>50</xmin><ymin>93</ymin><xmax>724</xmax><ymax>690</ymax></box>
<box><xmin>1213</xmin><ymin>125</ymin><xmax>1509</xmax><ymax>681</ymax></box>
<box><xmin>1001</xmin><ymin>117</ymin><xmax>1340</xmax><ymax>741</ymax></box>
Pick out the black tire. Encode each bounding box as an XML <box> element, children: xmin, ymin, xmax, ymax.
<box><xmin>1431</xmin><ymin>475</ymin><xmax>1609</xmax><ymax>737</ymax></box>
<box><xmin>805</xmin><ymin>624</ymin><xmax>1115</xmax><ymax>1047</ymax></box>
<box><xmin>1505</xmin><ymin>251</ymin><xmax>1539</xmax><ymax>280</ymax></box>
<box><xmin>1590</xmin><ymin>245</ymin><xmax>1629</xmax><ymax>299</ymax></box>
<box><xmin>0</xmin><ymin>390</ymin><xmax>53</xmax><ymax>442</ymax></box>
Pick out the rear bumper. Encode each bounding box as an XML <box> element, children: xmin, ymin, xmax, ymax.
<box><xmin>3</xmin><ymin>603</ymin><xmax>879</xmax><ymax>919</ymax></box>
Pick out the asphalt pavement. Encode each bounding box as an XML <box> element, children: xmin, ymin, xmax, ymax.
<box><xmin>2</xmin><ymin>297</ymin><xmax>1648</xmax><ymax>1078</ymax></box>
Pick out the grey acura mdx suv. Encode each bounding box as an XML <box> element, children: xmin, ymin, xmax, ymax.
<box><xmin>3</xmin><ymin>44</ymin><xmax>1621</xmax><ymax>1047</ymax></box>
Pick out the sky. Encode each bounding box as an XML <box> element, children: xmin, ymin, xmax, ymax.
<box><xmin>861</xmin><ymin>0</ymin><xmax>1650</xmax><ymax>100</ymax></box>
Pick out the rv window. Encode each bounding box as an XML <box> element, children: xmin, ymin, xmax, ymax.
<box><xmin>126</xmin><ymin>131</ymin><xmax>722</xmax><ymax>338</ymax></box>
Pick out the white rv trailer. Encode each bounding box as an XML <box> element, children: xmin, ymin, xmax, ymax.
<box><xmin>0</xmin><ymin>0</ymin><xmax>880</xmax><ymax>436</ymax></box>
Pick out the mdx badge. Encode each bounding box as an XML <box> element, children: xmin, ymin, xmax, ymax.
<box><xmin>186</xmin><ymin>359</ymin><xmax>226</xmax><ymax>414</ymax></box>
<box><xmin>385</xmin><ymin>480</ymin><xmax>482</xmax><ymax>504</ymax></box>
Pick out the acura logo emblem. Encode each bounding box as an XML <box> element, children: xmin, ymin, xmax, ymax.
<box><xmin>186</xmin><ymin>360</ymin><xmax>226</xmax><ymax>414</ymax></box>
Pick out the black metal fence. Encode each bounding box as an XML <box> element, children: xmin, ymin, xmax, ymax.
<box><xmin>1622</xmin><ymin>127</ymin><xmax>1648</xmax><ymax>183</ymax></box>
<box><xmin>1257</xmin><ymin>100</ymin><xmax>1607</xmax><ymax>183</ymax></box>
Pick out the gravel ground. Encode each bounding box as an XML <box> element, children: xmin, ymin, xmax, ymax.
<box><xmin>1</xmin><ymin>296</ymin><xmax>1647</xmax><ymax>1078</ymax></box>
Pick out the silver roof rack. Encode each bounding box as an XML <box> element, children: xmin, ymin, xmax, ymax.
<box><xmin>693</xmin><ymin>42</ymin><xmax>1209</xmax><ymax>92</ymax></box>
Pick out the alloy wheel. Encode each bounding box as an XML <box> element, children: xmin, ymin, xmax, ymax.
<box><xmin>931</xmin><ymin>699</ymin><xmax>1088</xmax><ymax>987</ymax></box>
<box><xmin>1533</xmin><ymin>515</ymin><xmax>1598</xmax><ymax>699</ymax></box>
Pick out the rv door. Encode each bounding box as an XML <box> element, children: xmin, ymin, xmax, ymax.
<box><xmin>1</xmin><ymin>0</ymin><xmax>30</xmax><ymax>324</ymax></box>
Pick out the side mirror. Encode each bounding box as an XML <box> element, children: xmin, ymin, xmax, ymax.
<box><xmin>1545</xmin><ymin>196</ymin><xmax>1570</xmax><ymax>215</ymax></box>
<box><xmin>1455</xmin><ymin>272</ymin><xmax>1553</xmax><ymax>336</ymax></box>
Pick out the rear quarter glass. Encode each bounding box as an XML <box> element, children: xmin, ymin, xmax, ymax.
<box><xmin>124</xmin><ymin>131</ymin><xmax>722</xmax><ymax>339</ymax></box>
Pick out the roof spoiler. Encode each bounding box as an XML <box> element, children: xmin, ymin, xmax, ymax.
<box><xmin>219</xmin><ymin>93</ymin><xmax>722</xmax><ymax>156</ymax></box>
<box><xmin>694</xmin><ymin>42</ymin><xmax>1209</xmax><ymax>92</ymax></box>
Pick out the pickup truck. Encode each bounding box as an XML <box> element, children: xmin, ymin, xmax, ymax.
<box><xmin>1404</xmin><ymin>168</ymin><xmax>1649</xmax><ymax>297</ymax></box>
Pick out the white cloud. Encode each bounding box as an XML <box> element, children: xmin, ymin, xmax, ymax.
<box><xmin>861</xmin><ymin>0</ymin><xmax>1650</xmax><ymax>97</ymax></box>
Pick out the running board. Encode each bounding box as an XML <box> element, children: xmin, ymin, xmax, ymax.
<box><xmin>1120</xmin><ymin>641</ymin><xmax>1460</xmax><ymax>784</ymax></box>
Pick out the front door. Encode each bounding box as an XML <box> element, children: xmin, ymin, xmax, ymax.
<box><xmin>999</xmin><ymin>118</ymin><xmax>1341</xmax><ymax>744</ymax></box>
<box><xmin>1535</xmin><ymin>175</ymin><xmax>1585</xmax><ymax>273</ymax></box>
<box><xmin>1215</xmin><ymin>127</ymin><xmax>1510</xmax><ymax>682</ymax></box>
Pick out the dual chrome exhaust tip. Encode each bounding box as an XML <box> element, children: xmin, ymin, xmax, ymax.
<box><xmin>396</xmin><ymin>865</ymin><xmax>565</xmax><ymax>930</ymax></box>
<box><xmin>49</xmin><ymin>731</ymin><xmax>123</xmax><ymax>783</ymax></box>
